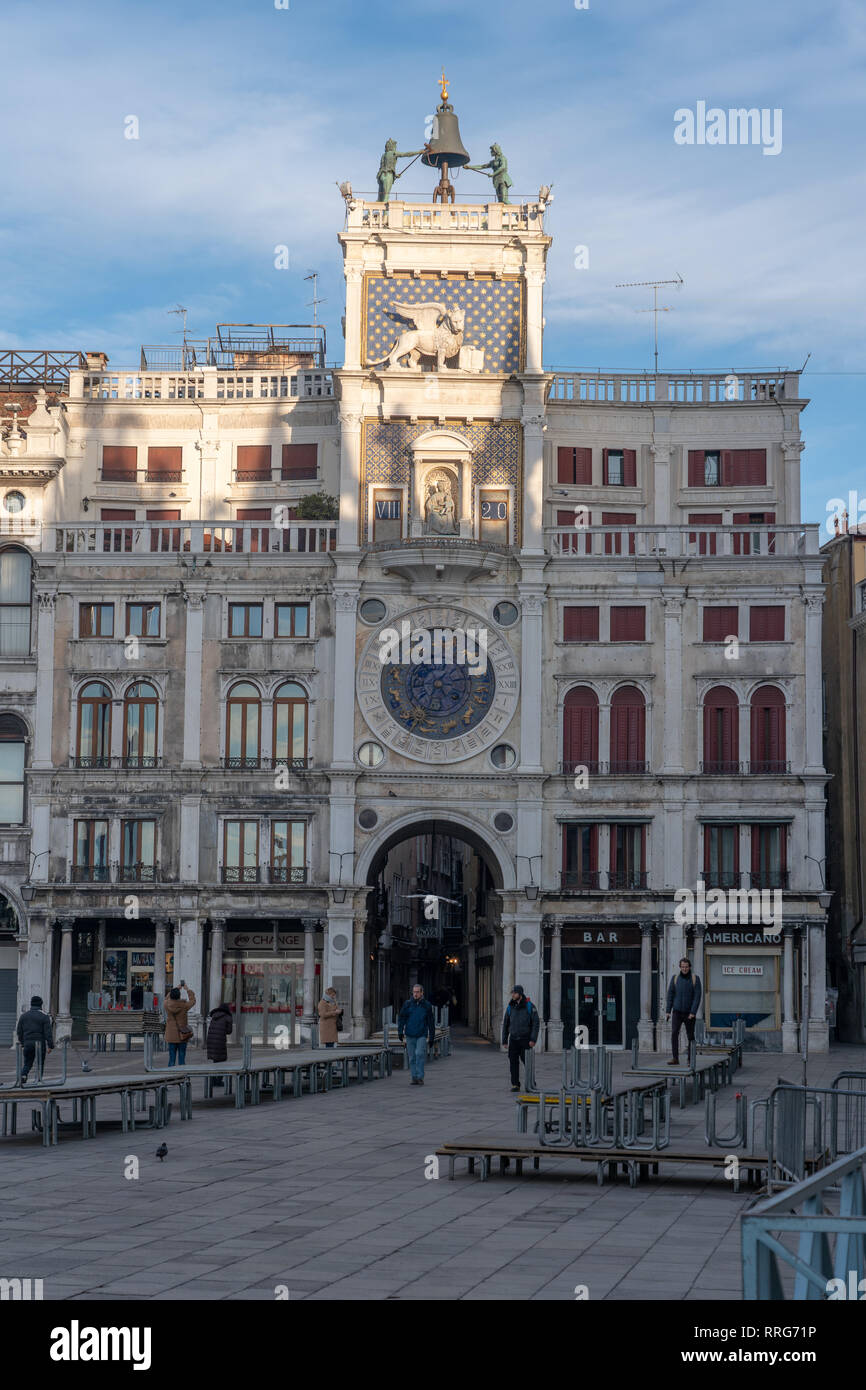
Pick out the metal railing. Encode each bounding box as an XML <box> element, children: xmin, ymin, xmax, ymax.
<box><xmin>741</xmin><ymin>1145</ymin><xmax>866</xmax><ymax>1299</ymax></box>
<box><xmin>221</xmin><ymin>757</ymin><xmax>310</xmax><ymax>771</ymax></box>
<box><xmin>0</xmin><ymin>350</ymin><xmax>86</xmax><ymax>390</ymax></box>
<box><xmin>559</xmin><ymin>870</ymin><xmax>649</xmax><ymax>892</ymax></box>
<box><xmin>752</xmin><ymin>1076</ymin><xmax>866</xmax><ymax>1192</ymax></box>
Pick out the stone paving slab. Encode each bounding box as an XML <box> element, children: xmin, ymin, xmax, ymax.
<box><xmin>1</xmin><ymin>1031</ymin><xmax>864</xmax><ymax>1301</ymax></box>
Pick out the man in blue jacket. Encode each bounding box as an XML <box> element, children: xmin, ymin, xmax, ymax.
<box><xmin>502</xmin><ymin>985</ymin><xmax>540</xmax><ymax>1091</ymax></box>
<box><xmin>398</xmin><ymin>984</ymin><xmax>436</xmax><ymax>1086</ymax></box>
<box><xmin>665</xmin><ymin>958</ymin><xmax>702</xmax><ymax>1065</ymax></box>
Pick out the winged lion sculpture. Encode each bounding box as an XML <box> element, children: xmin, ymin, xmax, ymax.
<box><xmin>370</xmin><ymin>300</ymin><xmax>465</xmax><ymax>371</ymax></box>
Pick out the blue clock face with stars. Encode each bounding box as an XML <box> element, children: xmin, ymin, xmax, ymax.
<box><xmin>380</xmin><ymin>660</ymin><xmax>496</xmax><ymax>740</ymax></box>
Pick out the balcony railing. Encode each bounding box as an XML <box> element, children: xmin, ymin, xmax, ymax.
<box><xmin>349</xmin><ymin>196</ymin><xmax>545</xmax><ymax>234</ymax></box>
<box><xmin>72</xmin><ymin>864</ymin><xmax>110</xmax><ymax>883</ymax></box>
<box><xmin>221</xmin><ymin>757</ymin><xmax>310</xmax><ymax>771</ymax></box>
<box><xmin>119</xmin><ymin>862</ymin><xmax>160</xmax><ymax>882</ymax></box>
<box><xmin>749</xmin><ymin>870</ymin><xmax>789</xmax><ymax>889</ymax></box>
<box><xmin>700</xmin><ymin>760</ymin><xmax>741</xmax><ymax>776</ymax></box>
<box><xmin>560</xmin><ymin>760</ymin><xmax>601</xmax><ymax>776</ymax></box>
<box><xmin>558</xmin><ymin>761</ymin><xmax>647</xmax><ymax>776</ymax></box>
<box><xmin>233</xmin><ymin>469</ymin><xmax>317</xmax><ymax>484</ymax></box>
<box><xmin>748</xmin><ymin>760</ymin><xmax>791</xmax><ymax>775</ymax></box>
<box><xmin>267</xmin><ymin>866</ymin><xmax>308</xmax><ymax>883</ymax></box>
<box><xmin>560</xmin><ymin>870</ymin><xmax>601</xmax><ymax>890</ymax></box>
<box><xmin>547</xmin><ymin>524</ymin><xmax>819</xmax><ymax>559</ymax></box>
<box><xmin>75</xmin><ymin>368</ymin><xmax>333</xmax><ymax>401</ymax></box>
<box><xmin>52</xmin><ymin>522</ymin><xmax>336</xmax><ymax>556</ymax></box>
<box><xmin>221</xmin><ymin>866</ymin><xmax>260</xmax><ymax>883</ymax></box>
<box><xmin>701</xmin><ymin>870</ymin><xmax>741</xmax><ymax>889</ymax></box>
<box><xmin>71</xmin><ymin>756</ymin><xmax>162</xmax><ymax>770</ymax></box>
<box><xmin>100</xmin><ymin>468</ymin><xmax>184</xmax><ymax>483</ymax></box>
<box><xmin>608</xmin><ymin>869</ymin><xmax>649</xmax><ymax>890</ymax></box>
<box><xmin>547</xmin><ymin>369</ymin><xmax>797</xmax><ymax>405</ymax></box>
<box><xmin>559</xmin><ymin>870</ymin><xmax>648</xmax><ymax>892</ymax></box>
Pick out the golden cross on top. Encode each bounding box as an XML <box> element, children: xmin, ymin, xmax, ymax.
<box><xmin>440</xmin><ymin>69</ymin><xmax>449</xmax><ymax>103</ymax></box>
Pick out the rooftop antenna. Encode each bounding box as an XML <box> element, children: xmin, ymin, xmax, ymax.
<box><xmin>304</xmin><ymin>271</ymin><xmax>326</xmax><ymax>330</ymax></box>
<box><xmin>168</xmin><ymin>304</ymin><xmax>192</xmax><ymax>366</ymax></box>
<box><xmin>615</xmin><ymin>275</ymin><xmax>684</xmax><ymax>373</ymax></box>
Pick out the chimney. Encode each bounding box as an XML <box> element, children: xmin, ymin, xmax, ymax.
<box><xmin>85</xmin><ymin>352</ymin><xmax>109</xmax><ymax>369</ymax></box>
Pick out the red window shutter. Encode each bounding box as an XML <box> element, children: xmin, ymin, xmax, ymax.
<box><xmin>750</xmin><ymin>686</ymin><xmax>786</xmax><ymax>770</ymax></box>
<box><xmin>557</xmin><ymin>447</ymin><xmax>591</xmax><ymax>484</ymax></box>
<box><xmin>146</xmin><ymin>509</ymin><xmax>181</xmax><ymax>520</ymax></box>
<box><xmin>687</xmin><ymin>451</ymin><xmax>705</xmax><ymax>486</ymax></box>
<box><xmin>601</xmin><ymin>511</ymin><xmax>637</xmax><ymax>557</ymax></box>
<box><xmin>237</xmin><ymin>508</ymin><xmax>271</xmax><ymax>520</ymax></box>
<box><xmin>610</xmin><ymin>687</ymin><xmax>645</xmax><ymax>769</ymax></box>
<box><xmin>703</xmin><ymin>606</ymin><xmax>738</xmax><ymax>641</ymax></box>
<box><xmin>101</xmin><ymin>508</ymin><xmax>135</xmax><ymax>520</ymax></box>
<box><xmin>237</xmin><ymin>445</ymin><xmax>271</xmax><ymax>480</ymax></box>
<box><xmin>102</xmin><ymin>445</ymin><xmax>137</xmax><ymax>481</ymax></box>
<box><xmin>746</xmin><ymin>449</ymin><xmax>767</xmax><ymax>485</ymax></box>
<box><xmin>703</xmin><ymin>687</ymin><xmax>738</xmax><ymax>768</ymax></box>
<box><xmin>146</xmin><ymin>508</ymin><xmax>181</xmax><ymax>553</ymax></box>
<box><xmin>563</xmin><ymin>688</ymin><xmax>599</xmax><ymax>768</ymax></box>
<box><xmin>557</xmin><ymin>507</ymin><xmax>589</xmax><ymax>555</ymax></box>
<box><xmin>563</xmin><ymin>606</ymin><xmax>599</xmax><ymax>641</ymax></box>
<box><xmin>557</xmin><ymin>447</ymin><xmax>572</xmax><ymax>484</ymax></box>
<box><xmin>610</xmin><ymin>606</ymin><xmax>645</xmax><ymax>642</ymax></box>
<box><xmin>623</xmin><ymin>449</ymin><xmax>637</xmax><ymax>487</ymax></box>
<box><xmin>749</xmin><ymin>606</ymin><xmax>784</xmax><ymax>641</ymax></box>
<box><xmin>146</xmin><ymin>447</ymin><xmax>183</xmax><ymax>479</ymax></box>
<box><xmin>282</xmin><ymin>443</ymin><xmax>318</xmax><ymax>479</ymax></box>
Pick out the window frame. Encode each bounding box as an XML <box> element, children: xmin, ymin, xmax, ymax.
<box><xmin>121</xmin><ymin>818</ymin><xmax>157</xmax><ymax>880</ymax></box>
<box><xmin>275</xmin><ymin>602</ymin><xmax>311</xmax><ymax>638</ymax></box>
<box><xmin>270</xmin><ymin>819</ymin><xmax>307</xmax><ymax>882</ymax></box>
<box><xmin>125</xmin><ymin>601</ymin><xmax>161</xmax><ymax>638</ymax></box>
<box><xmin>228</xmin><ymin>602</ymin><xmax>264</xmax><ymax>639</ymax></box>
<box><xmin>222</xmin><ymin>819</ymin><xmax>260</xmax><ymax>882</ymax></box>
<box><xmin>73</xmin><ymin>818</ymin><xmax>110</xmax><ymax>881</ymax></box>
<box><xmin>76</xmin><ymin>682</ymin><xmax>112</xmax><ymax>767</ymax></box>
<box><xmin>79</xmin><ymin>602</ymin><xmax>115</xmax><ymax>638</ymax></box>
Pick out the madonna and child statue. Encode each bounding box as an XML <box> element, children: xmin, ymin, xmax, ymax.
<box><xmin>424</xmin><ymin>477</ymin><xmax>458</xmax><ymax>535</ymax></box>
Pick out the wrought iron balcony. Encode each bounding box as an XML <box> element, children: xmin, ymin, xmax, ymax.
<box><xmin>221</xmin><ymin>757</ymin><xmax>310</xmax><ymax>771</ymax></box>
<box><xmin>748</xmin><ymin>760</ymin><xmax>791</xmax><ymax>775</ymax></box>
<box><xmin>119</xmin><ymin>862</ymin><xmax>160</xmax><ymax>882</ymax></box>
<box><xmin>560</xmin><ymin>870</ymin><xmax>601</xmax><ymax>890</ymax></box>
<box><xmin>267</xmin><ymin>866</ymin><xmax>308</xmax><ymax>884</ymax></box>
<box><xmin>72</xmin><ymin>864</ymin><xmax>110</xmax><ymax>883</ymax></box>
<box><xmin>608</xmin><ymin>870</ymin><xmax>649</xmax><ymax>891</ymax></box>
<box><xmin>749</xmin><ymin>870</ymin><xmax>789</xmax><ymax>889</ymax></box>
<box><xmin>221</xmin><ymin>866</ymin><xmax>260</xmax><ymax>883</ymax></box>
<box><xmin>701</xmin><ymin>870</ymin><xmax>740</xmax><ymax>889</ymax></box>
<box><xmin>700</xmin><ymin>760</ymin><xmax>741</xmax><ymax>776</ymax></box>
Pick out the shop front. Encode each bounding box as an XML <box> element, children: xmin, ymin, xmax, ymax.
<box><xmin>221</xmin><ymin>925</ymin><xmax>323</xmax><ymax>1042</ymax></box>
<box><xmin>701</xmin><ymin>927</ymin><xmax>788</xmax><ymax>1047</ymax></box>
<box><xmin>544</xmin><ymin>926</ymin><xmax>652</xmax><ymax>1051</ymax></box>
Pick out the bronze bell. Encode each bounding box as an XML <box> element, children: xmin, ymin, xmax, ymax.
<box><xmin>422</xmin><ymin>104</ymin><xmax>471</xmax><ymax>172</ymax></box>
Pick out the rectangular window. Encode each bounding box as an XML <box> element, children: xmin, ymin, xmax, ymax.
<box><xmin>603</xmin><ymin>449</ymin><xmax>637</xmax><ymax>487</ymax></box>
<box><xmin>236</xmin><ymin>445</ymin><xmax>272</xmax><ymax>481</ymax></box>
<box><xmin>147</xmin><ymin>508</ymin><xmax>182</xmax><ymax>553</ymax></box>
<box><xmin>0</xmin><ymin>547</ymin><xmax>31</xmax><ymax>656</ymax></box>
<box><xmin>703</xmin><ymin>606</ymin><xmax>738</xmax><ymax>642</ymax></box>
<box><xmin>126</xmin><ymin>602</ymin><xmax>161</xmax><ymax>638</ymax></box>
<box><xmin>102</xmin><ymin>445</ymin><xmax>138</xmax><ymax>481</ymax></box>
<box><xmin>281</xmin><ymin>443</ymin><xmax>318</xmax><ymax>480</ymax></box>
<box><xmin>749</xmin><ymin>606</ymin><xmax>785</xmax><ymax>641</ymax></box>
<box><xmin>228</xmin><ymin>603</ymin><xmax>263</xmax><ymax>638</ymax></box>
<box><xmin>223</xmin><ymin>820</ymin><xmax>259</xmax><ymax>882</ymax></box>
<box><xmin>235</xmin><ymin>508</ymin><xmax>271</xmax><ymax>555</ymax></box>
<box><xmin>733</xmin><ymin>511</ymin><xmax>776</xmax><ymax>556</ymax></box>
<box><xmin>0</xmin><ymin>740</ymin><xmax>25</xmax><ymax>823</ymax></box>
<box><xmin>275</xmin><ymin>603</ymin><xmax>310</xmax><ymax>638</ymax></box>
<box><xmin>80</xmin><ymin>603</ymin><xmax>114</xmax><ymax>638</ymax></box>
<box><xmin>122</xmin><ymin>820</ymin><xmax>157</xmax><ymax>880</ymax></box>
<box><xmin>101</xmin><ymin>508</ymin><xmax>136</xmax><ymax>555</ymax></box>
<box><xmin>609</xmin><ymin>824</ymin><xmax>647</xmax><ymax>889</ymax></box>
<box><xmin>723</xmin><ymin>449</ymin><xmax>767</xmax><ymax>487</ymax></box>
<box><xmin>74</xmin><ymin>819</ymin><xmax>109</xmax><ymax>881</ymax></box>
<box><xmin>610</xmin><ymin>606</ymin><xmax>646</xmax><ymax>642</ymax></box>
<box><xmin>703</xmin><ymin>825</ymin><xmax>739</xmax><ymax>888</ymax></box>
<box><xmin>601</xmin><ymin>511</ymin><xmax>637</xmax><ymax>556</ymax></box>
<box><xmin>146</xmin><ymin>446</ymin><xmax>183</xmax><ymax>481</ymax></box>
<box><xmin>751</xmin><ymin>823</ymin><xmax>788</xmax><ymax>888</ymax></box>
<box><xmin>561</xmin><ymin>823</ymin><xmax>599</xmax><ymax>889</ymax></box>
<box><xmin>688</xmin><ymin>450</ymin><xmax>721</xmax><ymax>486</ymax></box>
<box><xmin>563</xmin><ymin>606</ymin><xmax>599</xmax><ymax>642</ymax></box>
<box><xmin>270</xmin><ymin>820</ymin><xmax>307</xmax><ymax>882</ymax></box>
<box><xmin>557</xmin><ymin>446</ymin><xmax>592</xmax><ymax>485</ymax></box>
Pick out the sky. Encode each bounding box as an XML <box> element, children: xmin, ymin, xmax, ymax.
<box><xmin>1</xmin><ymin>0</ymin><xmax>864</xmax><ymax>532</ymax></box>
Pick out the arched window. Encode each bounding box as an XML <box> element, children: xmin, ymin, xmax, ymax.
<box><xmin>124</xmin><ymin>682</ymin><xmax>159</xmax><ymax>767</ymax></box>
<box><xmin>226</xmin><ymin>682</ymin><xmax>261</xmax><ymax>767</ymax></box>
<box><xmin>273</xmin><ymin>682</ymin><xmax>309</xmax><ymax>767</ymax></box>
<box><xmin>0</xmin><ymin>547</ymin><xmax>31</xmax><ymax>657</ymax></box>
<box><xmin>562</xmin><ymin>687</ymin><xmax>599</xmax><ymax>774</ymax></box>
<box><xmin>610</xmin><ymin>686</ymin><xmax>646</xmax><ymax>774</ymax></box>
<box><xmin>702</xmin><ymin>686</ymin><xmax>739</xmax><ymax>774</ymax></box>
<box><xmin>0</xmin><ymin>712</ymin><xmax>27</xmax><ymax>824</ymax></box>
<box><xmin>77</xmin><ymin>682</ymin><xmax>112</xmax><ymax>767</ymax></box>
<box><xmin>750</xmin><ymin>686</ymin><xmax>787</xmax><ymax>774</ymax></box>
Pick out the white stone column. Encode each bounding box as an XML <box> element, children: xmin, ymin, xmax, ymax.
<box><xmin>176</xmin><ymin>918</ymin><xmax>204</xmax><ymax>1039</ymax></box>
<box><xmin>33</xmin><ymin>591</ymin><xmax>57</xmax><ymax>769</ymax></box>
<box><xmin>182</xmin><ymin>591</ymin><xmax>204</xmax><ymax>769</ymax></box>
<box><xmin>662</xmin><ymin>596</ymin><xmax>685</xmax><ymax>773</ymax></box>
<box><xmin>658</xmin><ymin>920</ymin><xmax>672</xmax><ymax>1056</ymax></box>
<box><xmin>342</xmin><ymin>268</ymin><xmax>364</xmax><ymax>370</ymax></box>
<box><xmin>180</xmin><ymin>797</ymin><xmax>201</xmax><ymax>883</ymax></box>
<box><xmin>547</xmin><ymin>923</ymin><xmax>564</xmax><ymax>1052</ymax></box>
<box><xmin>55</xmin><ymin>918</ymin><xmax>74</xmax><ymax>1040</ymax></box>
<box><xmin>22</xmin><ymin>915</ymin><xmax>52</xmax><ymax>1014</ymax></box>
<box><xmin>638</xmin><ymin>923</ymin><xmax>654</xmax><ymax>1052</ymax></box>
<box><xmin>807</xmin><ymin>922</ymin><xmax>829</xmax><ymax>1053</ymax></box>
<box><xmin>802</xmin><ymin>594</ymin><xmax>824</xmax><ymax>774</ymax></box>
<box><xmin>352</xmin><ymin>918</ymin><xmax>367</xmax><ymax>1039</ymax></box>
<box><xmin>782</xmin><ymin>927</ymin><xmax>797</xmax><ymax>1052</ymax></box>
<box><xmin>650</xmin><ymin>443</ymin><xmax>671</xmax><ymax>525</ymax></box>
<box><xmin>338</xmin><ymin>411</ymin><xmax>363</xmax><ymax>549</ymax></box>
<box><xmin>514</xmin><ymin>911</ymin><xmax>543</xmax><ymax>1049</ymax></box>
<box><xmin>208</xmin><ymin>918</ymin><xmax>225</xmax><ymax>1016</ymax></box>
<box><xmin>524</xmin><ymin>267</ymin><xmax>545</xmax><ymax>373</ymax></box>
<box><xmin>153</xmin><ymin>920</ymin><xmax>168</xmax><ymax>1002</ymax></box>
<box><xmin>302</xmin><ymin>917</ymin><xmax>317</xmax><ymax>1026</ymax></box>
<box><xmin>520</xmin><ymin>414</ymin><xmax>545</xmax><ymax>555</ymax></box>
<box><xmin>517</xmin><ymin>587</ymin><xmax>545</xmax><ymax>770</ymax></box>
<box><xmin>12</xmin><ymin>934</ymin><xmax>28</xmax><ymax>1047</ymax></box>
<box><xmin>501</xmin><ymin>918</ymin><xmax>516</xmax><ymax>1023</ymax></box>
<box><xmin>331</xmin><ymin>587</ymin><xmax>359</xmax><ymax>768</ymax></box>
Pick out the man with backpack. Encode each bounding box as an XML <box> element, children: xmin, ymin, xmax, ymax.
<box><xmin>502</xmin><ymin>984</ymin><xmax>539</xmax><ymax>1091</ymax></box>
<box><xmin>665</xmin><ymin>957</ymin><xmax>702</xmax><ymax>1065</ymax></box>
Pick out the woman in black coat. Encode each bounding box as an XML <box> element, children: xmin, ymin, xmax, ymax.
<box><xmin>206</xmin><ymin>1002</ymin><xmax>233</xmax><ymax>1063</ymax></box>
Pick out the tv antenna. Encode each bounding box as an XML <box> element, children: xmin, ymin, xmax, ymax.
<box><xmin>615</xmin><ymin>275</ymin><xmax>684</xmax><ymax>373</ymax></box>
<box><xmin>304</xmin><ymin>271</ymin><xmax>326</xmax><ymax>330</ymax></box>
<box><xmin>168</xmin><ymin>305</ymin><xmax>193</xmax><ymax>364</ymax></box>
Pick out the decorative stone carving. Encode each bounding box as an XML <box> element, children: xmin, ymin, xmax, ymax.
<box><xmin>370</xmin><ymin>301</ymin><xmax>466</xmax><ymax>372</ymax></box>
<box><xmin>334</xmin><ymin>588</ymin><xmax>360</xmax><ymax>613</ymax></box>
<box><xmin>37</xmin><ymin>592</ymin><xmax>57</xmax><ymax>613</ymax></box>
<box><xmin>423</xmin><ymin>471</ymin><xmax>458</xmax><ymax>535</ymax></box>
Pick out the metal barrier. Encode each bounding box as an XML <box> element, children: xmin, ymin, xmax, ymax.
<box><xmin>564</xmin><ymin>1044</ymin><xmax>613</xmax><ymax>1094</ymax></box>
<box><xmin>706</xmin><ymin>1089</ymin><xmax>748</xmax><ymax>1148</ymax></box>
<box><xmin>763</xmin><ymin>1081</ymin><xmax>866</xmax><ymax>1192</ymax></box>
<box><xmin>742</xmin><ymin>1144</ymin><xmax>866</xmax><ymax>1299</ymax></box>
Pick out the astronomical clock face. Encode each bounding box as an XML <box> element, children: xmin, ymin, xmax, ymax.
<box><xmin>357</xmin><ymin>605</ymin><xmax>520</xmax><ymax>764</ymax></box>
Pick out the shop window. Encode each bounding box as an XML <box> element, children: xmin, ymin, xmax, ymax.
<box><xmin>228</xmin><ymin>603</ymin><xmax>263</xmax><ymax>638</ymax></box>
<box><xmin>126</xmin><ymin>602</ymin><xmax>161</xmax><ymax>637</ymax></box>
<box><xmin>0</xmin><ymin>548</ymin><xmax>32</xmax><ymax>657</ymax></box>
<box><xmin>270</xmin><ymin>820</ymin><xmax>307</xmax><ymax>882</ymax></box>
<box><xmin>223</xmin><ymin>820</ymin><xmax>259</xmax><ymax>882</ymax></box>
<box><xmin>74</xmin><ymin>819</ymin><xmax>109</xmax><ymax>881</ymax></box>
<box><xmin>562</xmin><ymin>687</ymin><xmax>599</xmax><ymax>774</ymax></box>
<box><xmin>610</xmin><ymin>687</ymin><xmax>646</xmax><ymax>773</ymax></box>
<box><xmin>273</xmin><ymin>682</ymin><xmax>309</xmax><ymax>767</ymax></box>
<box><xmin>750</xmin><ymin>686</ymin><xmax>787</xmax><ymax>773</ymax></box>
<box><xmin>702</xmin><ymin>686</ymin><xmax>739</xmax><ymax>774</ymax></box>
<box><xmin>124</xmin><ymin>681</ymin><xmax>159</xmax><ymax>767</ymax></box>
<box><xmin>226</xmin><ymin>683</ymin><xmax>261</xmax><ymax>767</ymax></box>
<box><xmin>76</xmin><ymin>682</ymin><xmax>112</xmax><ymax>767</ymax></box>
<box><xmin>707</xmin><ymin>953</ymin><xmax>779</xmax><ymax>1030</ymax></box>
<box><xmin>561</xmin><ymin>823</ymin><xmax>599</xmax><ymax>889</ymax></box>
<box><xmin>703</xmin><ymin>824</ymin><xmax>739</xmax><ymax>888</ymax></box>
<box><xmin>121</xmin><ymin>819</ymin><xmax>157</xmax><ymax>880</ymax></box>
<box><xmin>275</xmin><ymin>602</ymin><xmax>310</xmax><ymax>638</ymax></box>
<box><xmin>0</xmin><ymin>712</ymin><xmax>26</xmax><ymax>823</ymax></box>
<box><xmin>80</xmin><ymin>603</ymin><xmax>114</xmax><ymax>638</ymax></box>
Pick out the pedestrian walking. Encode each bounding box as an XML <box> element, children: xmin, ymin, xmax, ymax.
<box><xmin>397</xmin><ymin>983</ymin><xmax>436</xmax><ymax>1085</ymax></box>
<box><xmin>317</xmin><ymin>986</ymin><xmax>342</xmax><ymax>1048</ymax></box>
<box><xmin>205</xmin><ymin>1000</ymin><xmax>233</xmax><ymax>1084</ymax></box>
<box><xmin>665</xmin><ymin>958</ymin><xmax>702</xmax><ymax>1065</ymax></box>
<box><xmin>16</xmin><ymin>995</ymin><xmax>53</xmax><ymax>1084</ymax></box>
<box><xmin>502</xmin><ymin>985</ymin><xmax>539</xmax><ymax>1091</ymax></box>
<box><xmin>164</xmin><ymin>983</ymin><xmax>196</xmax><ymax>1066</ymax></box>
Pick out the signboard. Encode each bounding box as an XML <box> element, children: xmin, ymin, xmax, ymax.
<box><xmin>563</xmin><ymin>927</ymin><xmax>641</xmax><ymax>947</ymax></box>
<box><xmin>721</xmin><ymin>964</ymin><xmax>764</xmax><ymax>976</ymax></box>
<box><xmin>225</xmin><ymin>932</ymin><xmax>323</xmax><ymax>951</ymax></box>
<box><xmin>704</xmin><ymin>930</ymin><xmax>780</xmax><ymax>946</ymax></box>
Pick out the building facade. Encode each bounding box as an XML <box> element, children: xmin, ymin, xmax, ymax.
<box><xmin>0</xmin><ymin>169</ymin><xmax>829</xmax><ymax>1052</ymax></box>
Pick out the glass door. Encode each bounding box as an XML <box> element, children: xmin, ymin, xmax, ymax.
<box><xmin>577</xmin><ymin>974</ymin><xmax>599</xmax><ymax>1044</ymax></box>
<box><xmin>600</xmin><ymin>975</ymin><xmax>624</xmax><ymax>1047</ymax></box>
<box><xmin>265</xmin><ymin>961</ymin><xmax>298</xmax><ymax>1045</ymax></box>
<box><xmin>563</xmin><ymin>973</ymin><xmax>626</xmax><ymax>1048</ymax></box>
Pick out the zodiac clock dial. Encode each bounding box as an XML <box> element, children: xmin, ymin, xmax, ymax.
<box><xmin>356</xmin><ymin>605</ymin><xmax>520</xmax><ymax>764</ymax></box>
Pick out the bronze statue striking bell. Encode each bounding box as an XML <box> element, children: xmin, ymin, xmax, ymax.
<box><xmin>422</xmin><ymin>105</ymin><xmax>471</xmax><ymax>171</ymax></box>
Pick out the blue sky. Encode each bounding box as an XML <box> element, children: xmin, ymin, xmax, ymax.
<box><xmin>2</xmin><ymin>0</ymin><xmax>863</xmax><ymax>531</ymax></box>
